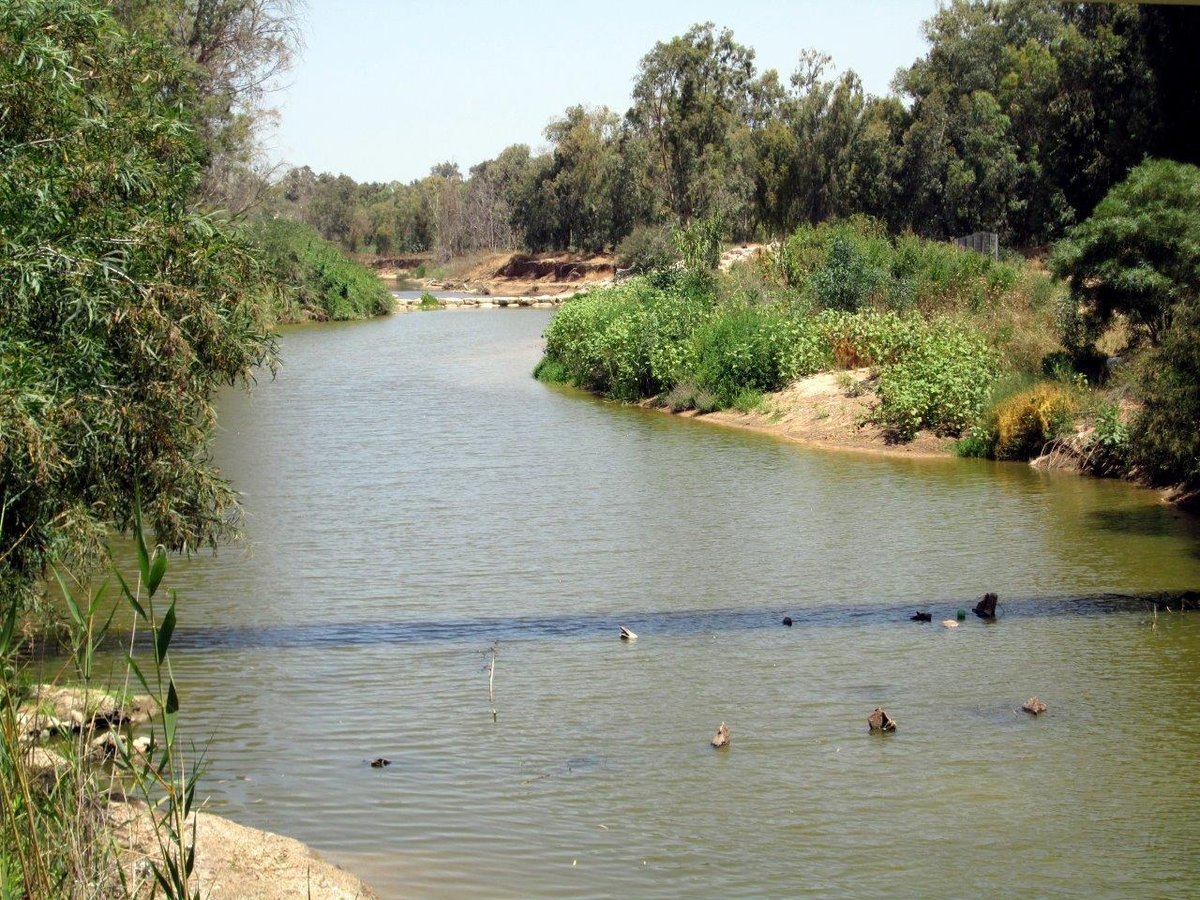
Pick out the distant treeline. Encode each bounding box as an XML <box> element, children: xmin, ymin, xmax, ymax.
<box><xmin>265</xmin><ymin>1</ymin><xmax>1199</xmax><ymax>258</ymax></box>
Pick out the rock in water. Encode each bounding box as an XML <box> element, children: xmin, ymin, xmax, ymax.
<box><xmin>369</xmin><ymin>758</ymin><xmax>391</xmax><ymax>768</ymax></box>
<box><xmin>619</xmin><ymin>625</ymin><xmax>637</xmax><ymax>641</ymax></box>
<box><xmin>973</xmin><ymin>592</ymin><xmax>998</xmax><ymax>619</ymax></box>
<box><xmin>868</xmin><ymin>708</ymin><xmax>896</xmax><ymax>732</ymax></box>
<box><xmin>941</xmin><ymin>619</ymin><xmax>959</xmax><ymax>629</ymax></box>
<box><xmin>711</xmin><ymin>722</ymin><xmax>730</xmax><ymax>748</ymax></box>
<box><xmin>911</xmin><ymin>611</ymin><xmax>932</xmax><ymax>622</ymax></box>
<box><xmin>782</xmin><ymin>616</ymin><xmax>793</xmax><ymax>627</ymax></box>
<box><xmin>1022</xmin><ymin>696</ymin><xmax>1048</xmax><ymax>715</ymax></box>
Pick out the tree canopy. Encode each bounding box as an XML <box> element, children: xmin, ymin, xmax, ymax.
<box><xmin>0</xmin><ymin>0</ymin><xmax>276</xmax><ymax>601</ymax></box>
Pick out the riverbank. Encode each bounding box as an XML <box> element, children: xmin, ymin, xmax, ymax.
<box><xmin>114</xmin><ymin>801</ymin><xmax>378</xmax><ymax>899</ymax></box>
<box><xmin>650</xmin><ymin>367</ymin><xmax>957</xmax><ymax>459</ymax></box>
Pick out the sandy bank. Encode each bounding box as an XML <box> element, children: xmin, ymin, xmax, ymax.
<box><xmin>113</xmin><ymin>800</ymin><xmax>378</xmax><ymax>899</ymax></box>
<box><xmin>648</xmin><ymin>368</ymin><xmax>957</xmax><ymax>460</ymax></box>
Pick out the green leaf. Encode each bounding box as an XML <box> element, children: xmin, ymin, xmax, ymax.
<box><xmin>0</xmin><ymin>595</ymin><xmax>17</xmax><ymax>657</ymax></box>
<box><xmin>53</xmin><ymin>566</ymin><xmax>84</xmax><ymax>628</ymax></box>
<box><xmin>116</xmin><ymin>570</ymin><xmax>147</xmax><ymax>621</ymax></box>
<box><xmin>134</xmin><ymin>501</ymin><xmax>150</xmax><ymax>586</ymax></box>
<box><xmin>164</xmin><ymin>678</ymin><xmax>179</xmax><ymax>745</ymax></box>
<box><xmin>147</xmin><ymin>548</ymin><xmax>168</xmax><ymax>596</ymax></box>
<box><xmin>156</xmin><ymin>597</ymin><xmax>177</xmax><ymax>664</ymax></box>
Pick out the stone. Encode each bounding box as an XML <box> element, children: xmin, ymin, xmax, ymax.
<box><xmin>910</xmin><ymin>611</ymin><xmax>932</xmax><ymax>622</ymax></box>
<box><xmin>15</xmin><ymin>708</ymin><xmax>67</xmax><ymax>743</ymax></box>
<box><xmin>941</xmin><ymin>619</ymin><xmax>959</xmax><ymax>628</ymax></box>
<box><xmin>711</xmin><ymin>722</ymin><xmax>730</xmax><ymax>748</ymax></box>
<box><xmin>24</xmin><ymin>747</ymin><xmax>70</xmax><ymax>779</ymax></box>
<box><xmin>1022</xmin><ymin>696</ymin><xmax>1048</xmax><ymax>715</ymax></box>
<box><xmin>782</xmin><ymin>616</ymin><xmax>793</xmax><ymax>627</ymax></box>
<box><xmin>369</xmin><ymin>758</ymin><xmax>391</xmax><ymax>768</ymax></box>
<box><xmin>868</xmin><ymin>708</ymin><xmax>896</xmax><ymax>732</ymax></box>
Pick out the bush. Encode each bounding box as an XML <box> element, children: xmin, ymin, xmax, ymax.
<box><xmin>251</xmin><ymin>219</ymin><xmax>393</xmax><ymax>322</ymax></box>
<box><xmin>874</xmin><ymin>323</ymin><xmax>998</xmax><ymax>438</ymax></box>
<box><xmin>418</xmin><ymin>291</ymin><xmax>443</xmax><ymax>309</ymax></box>
<box><xmin>810</xmin><ymin>233</ymin><xmax>886</xmax><ymax>311</ymax></box>
<box><xmin>1130</xmin><ymin>297</ymin><xmax>1200</xmax><ymax>489</ymax></box>
<box><xmin>673</xmin><ymin>214</ymin><xmax>725</xmax><ymax>271</ymax></box>
<box><xmin>617</xmin><ymin>223</ymin><xmax>677</xmax><ymax>273</ymax></box>
<box><xmin>988</xmin><ymin>383</ymin><xmax>1077</xmax><ymax>460</ymax></box>
<box><xmin>1051</xmin><ymin>159</ymin><xmax>1200</xmax><ymax>347</ymax></box>
<box><xmin>1086</xmin><ymin>402</ymin><xmax>1131</xmax><ymax>477</ymax></box>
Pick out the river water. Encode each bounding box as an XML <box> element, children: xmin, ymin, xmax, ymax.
<box><xmin>97</xmin><ymin>309</ymin><xmax>1200</xmax><ymax>897</ymax></box>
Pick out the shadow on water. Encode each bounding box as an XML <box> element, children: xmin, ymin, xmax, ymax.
<box><xmin>99</xmin><ymin>591</ymin><xmax>1199</xmax><ymax>653</ymax></box>
<box><xmin>1087</xmin><ymin>505</ymin><xmax>1199</xmax><ymax>538</ymax></box>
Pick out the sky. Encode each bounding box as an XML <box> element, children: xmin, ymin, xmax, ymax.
<box><xmin>267</xmin><ymin>0</ymin><xmax>938</xmax><ymax>185</ymax></box>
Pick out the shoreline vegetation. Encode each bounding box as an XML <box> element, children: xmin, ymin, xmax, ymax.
<box><xmin>531</xmin><ymin>213</ymin><xmax>1199</xmax><ymax>507</ymax></box>
<box><xmin>4</xmin><ymin>0</ymin><xmax>1199</xmax><ymax>895</ymax></box>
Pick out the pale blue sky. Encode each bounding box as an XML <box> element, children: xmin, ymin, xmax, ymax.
<box><xmin>268</xmin><ymin>0</ymin><xmax>937</xmax><ymax>184</ymax></box>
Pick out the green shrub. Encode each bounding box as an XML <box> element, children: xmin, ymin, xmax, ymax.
<box><xmin>532</xmin><ymin>357</ymin><xmax>568</xmax><ymax>384</ymax></box>
<box><xmin>251</xmin><ymin>219</ymin><xmax>393</xmax><ymax>322</ymax></box>
<box><xmin>419</xmin><ymin>291</ymin><xmax>443</xmax><ymax>309</ymax></box>
<box><xmin>1086</xmin><ymin>402</ymin><xmax>1131</xmax><ymax>477</ymax></box>
<box><xmin>617</xmin><ymin>223</ymin><xmax>678</xmax><ymax>273</ymax></box>
<box><xmin>673</xmin><ymin>214</ymin><xmax>725</xmax><ymax>272</ymax></box>
<box><xmin>874</xmin><ymin>322</ymin><xmax>998</xmax><ymax>438</ymax></box>
<box><xmin>811</xmin><ymin>233</ymin><xmax>886</xmax><ymax>311</ymax></box>
<box><xmin>1130</xmin><ymin>297</ymin><xmax>1200</xmax><ymax>489</ymax></box>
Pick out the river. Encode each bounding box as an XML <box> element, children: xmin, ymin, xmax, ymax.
<box><xmin>97</xmin><ymin>308</ymin><xmax>1200</xmax><ymax>897</ymax></box>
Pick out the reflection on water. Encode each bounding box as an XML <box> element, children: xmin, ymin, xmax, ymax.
<box><xmin>81</xmin><ymin>309</ymin><xmax>1200</xmax><ymax>897</ymax></box>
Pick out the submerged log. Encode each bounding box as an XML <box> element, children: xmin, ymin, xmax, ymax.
<box><xmin>1022</xmin><ymin>696</ymin><xmax>1048</xmax><ymax>715</ymax></box>
<box><xmin>868</xmin><ymin>708</ymin><xmax>896</xmax><ymax>732</ymax></box>
<box><xmin>910</xmin><ymin>611</ymin><xmax>932</xmax><ymax>622</ymax></box>
<box><xmin>973</xmin><ymin>592</ymin><xmax>998</xmax><ymax>619</ymax></box>
<box><xmin>711</xmin><ymin>722</ymin><xmax>730</xmax><ymax>748</ymax></box>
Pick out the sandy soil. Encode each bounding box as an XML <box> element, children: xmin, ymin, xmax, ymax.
<box><xmin>113</xmin><ymin>800</ymin><xmax>378</xmax><ymax>899</ymax></box>
<box><xmin>658</xmin><ymin>368</ymin><xmax>957</xmax><ymax>459</ymax></box>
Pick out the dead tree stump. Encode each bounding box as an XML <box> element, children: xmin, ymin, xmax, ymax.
<box><xmin>973</xmin><ymin>592</ymin><xmax>998</xmax><ymax>619</ymax></box>
<box><xmin>868</xmin><ymin>708</ymin><xmax>896</xmax><ymax>732</ymax></box>
<box><xmin>711</xmin><ymin>722</ymin><xmax>730</xmax><ymax>748</ymax></box>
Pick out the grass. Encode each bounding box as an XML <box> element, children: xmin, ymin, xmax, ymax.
<box><xmin>2</xmin><ymin>505</ymin><xmax>201</xmax><ymax>898</ymax></box>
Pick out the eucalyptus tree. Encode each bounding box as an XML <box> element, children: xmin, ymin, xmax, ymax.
<box><xmin>629</xmin><ymin>22</ymin><xmax>758</xmax><ymax>223</ymax></box>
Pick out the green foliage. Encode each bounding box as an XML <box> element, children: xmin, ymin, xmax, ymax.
<box><xmin>250</xmin><ymin>219</ymin><xmax>392</xmax><ymax>322</ymax></box>
<box><xmin>616</xmin><ymin>223</ymin><xmax>677</xmax><ymax>273</ymax></box>
<box><xmin>1086</xmin><ymin>403</ymin><xmax>1131</xmax><ymax>478</ymax></box>
<box><xmin>873</xmin><ymin>323</ymin><xmax>998</xmax><ymax>439</ymax></box>
<box><xmin>0</xmin><ymin>0</ymin><xmax>276</xmax><ymax>605</ymax></box>
<box><xmin>539</xmin><ymin>260</ymin><xmax>995</xmax><ymax>440</ymax></box>
<box><xmin>2</xmin><ymin>506</ymin><xmax>201</xmax><ymax>898</ymax></box>
<box><xmin>531</xmin><ymin>357</ymin><xmax>568</xmax><ymax>384</ymax></box>
<box><xmin>673</xmin><ymin>214</ymin><xmax>726</xmax><ymax>272</ymax></box>
<box><xmin>1051</xmin><ymin>159</ymin><xmax>1200</xmax><ymax>347</ymax></box>
<box><xmin>1130</xmin><ymin>297</ymin><xmax>1200</xmax><ymax>489</ymax></box>
<box><xmin>810</xmin><ymin>233</ymin><xmax>886</xmax><ymax>311</ymax></box>
<box><xmin>418</xmin><ymin>292</ymin><xmax>443</xmax><ymax>310</ymax></box>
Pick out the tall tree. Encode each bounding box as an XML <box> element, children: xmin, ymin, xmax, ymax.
<box><xmin>629</xmin><ymin>23</ymin><xmax>757</xmax><ymax>222</ymax></box>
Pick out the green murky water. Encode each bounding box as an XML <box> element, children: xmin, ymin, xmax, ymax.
<box><xmin>90</xmin><ymin>309</ymin><xmax>1200</xmax><ymax>897</ymax></box>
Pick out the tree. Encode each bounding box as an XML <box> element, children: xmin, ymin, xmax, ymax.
<box><xmin>1051</xmin><ymin>160</ymin><xmax>1200</xmax><ymax>347</ymax></box>
<box><xmin>106</xmin><ymin>0</ymin><xmax>303</xmax><ymax>211</ymax></box>
<box><xmin>1132</xmin><ymin>297</ymin><xmax>1200</xmax><ymax>491</ymax></box>
<box><xmin>0</xmin><ymin>0</ymin><xmax>276</xmax><ymax>603</ymax></box>
<box><xmin>629</xmin><ymin>23</ymin><xmax>757</xmax><ymax>222</ymax></box>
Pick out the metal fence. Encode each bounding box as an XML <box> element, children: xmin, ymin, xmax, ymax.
<box><xmin>954</xmin><ymin>231</ymin><xmax>999</xmax><ymax>259</ymax></box>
